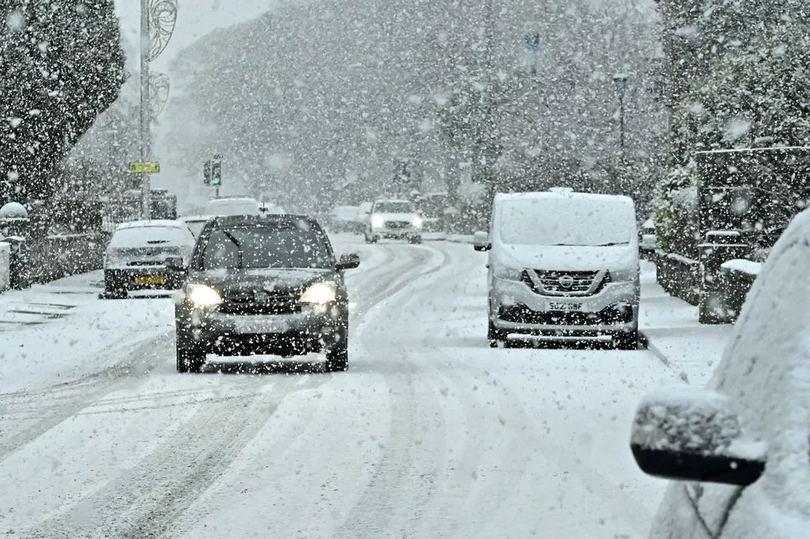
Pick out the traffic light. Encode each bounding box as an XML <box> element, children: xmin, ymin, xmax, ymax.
<box><xmin>212</xmin><ymin>154</ymin><xmax>222</xmax><ymax>186</ymax></box>
<box><xmin>212</xmin><ymin>161</ymin><xmax>221</xmax><ymax>186</ymax></box>
<box><xmin>203</xmin><ymin>160</ymin><xmax>212</xmax><ymax>185</ymax></box>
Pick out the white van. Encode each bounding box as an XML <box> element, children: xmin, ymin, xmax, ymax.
<box><xmin>474</xmin><ymin>191</ymin><xmax>640</xmax><ymax>349</ymax></box>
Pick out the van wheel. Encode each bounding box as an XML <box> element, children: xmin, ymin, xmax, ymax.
<box><xmin>488</xmin><ymin>321</ymin><xmax>506</xmax><ymax>348</ymax></box>
<box><xmin>614</xmin><ymin>330</ymin><xmax>638</xmax><ymax>350</ymax></box>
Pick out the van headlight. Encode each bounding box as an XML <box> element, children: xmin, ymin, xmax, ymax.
<box><xmin>412</xmin><ymin>216</ymin><xmax>423</xmax><ymax>228</ymax></box>
<box><xmin>493</xmin><ymin>264</ymin><xmax>522</xmax><ymax>281</ymax></box>
<box><xmin>188</xmin><ymin>284</ymin><xmax>222</xmax><ymax>307</ymax></box>
<box><xmin>371</xmin><ymin>215</ymin><xmax>385</xmax><ymax>228</ymax></box>
<box><xmin>300</xmin><ymin>282</ymin><xmax>337</xmax><ymax>305</ymax></box>
<box><xmin>606</xmin><ymin>268</ymin><xmax>639</xmax><ymax>283</ymax></box>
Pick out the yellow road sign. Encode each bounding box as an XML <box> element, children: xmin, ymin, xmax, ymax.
<box><xmin>129</xmin><ymin>161</ymin><xmax>160</xmax><ymax>174</ymax></box>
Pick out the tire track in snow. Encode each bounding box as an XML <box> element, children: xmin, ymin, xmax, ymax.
<box><xmin>0</xmin><ymin>331</ymin><xmax>173</xmax><ymax>465</ymax></box>
<box><xmin>25</xmin><ymin>375</ymin><xmax>328</xmax><ymax>539</ymax></box>
<box><xmin>332</xmin><ymin>244</ymin><xmax>458</xmax><ymax>538</ymax></box>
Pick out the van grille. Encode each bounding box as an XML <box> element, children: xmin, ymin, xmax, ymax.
<box><xmin>522</xmin><ymin>270</ymin><xmax>607</xmax><ymax>297</ymax></box>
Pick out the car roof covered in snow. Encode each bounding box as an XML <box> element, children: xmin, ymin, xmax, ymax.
<box><xmin>115</xmin><ymin>219</ymin><xmax>186</xmax><ymax>230</ymax></box>
<box><xmin>206</xmin><ymin>214</ymin><xmax>320</xmax><ymax>228</ymax></box>
<box><xmin>374</xmin><ymin>199</ymin><xmax>411</xmax><ymax>204</ymax></box>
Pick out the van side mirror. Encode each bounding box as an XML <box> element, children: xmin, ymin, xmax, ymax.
<box><xmin>630</xmin><ymin>389</ymin><xmax>765</xmax><ymax>486</ymax></box>
<box><xmin>336</xmin><ymin>253</ymin><xmax>360</xmax><ymax>270</ymax></box>
<box><xmin>473</xmin><ymin>231</ymin><xmax>491</xmax><ymax>252</ymax></box>
<box><xmin>165</xmin><ymin>256</ymin><xmax>185</xmax><ymax>272</ymax></box>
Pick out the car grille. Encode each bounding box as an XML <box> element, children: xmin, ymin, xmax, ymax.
<box><xmin>499</xmin><ymin>303</ymin><xmax>634</xmax><ymax>326</ymax></box>
<box><xmin>385</xmin><ymin>220</ymin><xmax>411</xmax><ymax>229</ymax></box>
<box><xmin>521</xmin><ymin>270</ymin><xmax>606</xmax><ymax>297</ymax></box>
<box><xmin>218</xmin><ymin>291</ymin><xmax>301</xmax><ymax>315</ymax></box>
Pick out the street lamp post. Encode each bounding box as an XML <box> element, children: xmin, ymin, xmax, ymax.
<box><xmin>613</xmin><ymin>73</ymin><xmax>628</xmax><ymax>156</ymax></box>
<box><xmin>139</xmin><ymin>0</ymin><xmax>151</xmax><ymax>219</ymax></box>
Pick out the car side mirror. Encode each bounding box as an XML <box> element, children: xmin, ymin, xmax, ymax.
<box><xmin>165</xmin><ymin>256</ymin><xmax>185</xmax><ymax>272</ymax></box>
<box><xmin>630</xmin><ymin>389</ymin><xmax>766</xmax><ymax>486</ymax></box>
<box><xmin>336</xmin><ymin>253</ymin><xmax>360</xmax><ymax>271</ymax></box>
<box><xmin>473</xmin><ymin>231</ymin><xmax>491</xmax><ymax>252</ymax></box>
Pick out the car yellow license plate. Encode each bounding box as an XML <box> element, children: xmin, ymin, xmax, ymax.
<box><xmin>135</xmin><ymin>275</ymin><xmax>164</xmax><ymax>285</ymax></box>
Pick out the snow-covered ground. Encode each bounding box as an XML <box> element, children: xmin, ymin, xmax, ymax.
<box><xmin>0</xmin><ymin>239</ymin><xmax>705</xmax><ymax>538</ymax></box>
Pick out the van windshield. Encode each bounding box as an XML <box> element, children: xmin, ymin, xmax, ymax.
<box><xmin>499</xmin><ymin>198</ymin><xmax>634</xmax><ymax>246</ymax></box>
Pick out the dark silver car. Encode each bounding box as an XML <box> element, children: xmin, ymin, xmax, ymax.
<box><xmin>171</xmin><ymin>214</ymin><xmax>360</xmax><ymax>373</ymax></box>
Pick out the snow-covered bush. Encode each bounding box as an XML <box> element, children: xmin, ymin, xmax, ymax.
<box><xmin>651</xmin><ymin>161</ymin><xmax>698</xmax><ymax>254</ymax></box>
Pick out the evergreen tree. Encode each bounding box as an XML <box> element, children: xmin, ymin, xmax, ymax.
<box><xmin>0</xmin><ymin>0</ymin><xmax>125</xmax><ymax>204</ymax></box>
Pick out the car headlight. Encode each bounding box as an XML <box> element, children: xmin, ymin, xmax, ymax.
<box><xmin>299</xmin><ymin>282</ymin><xmax>337</xmax><ymax>305</ymax></box>
<box><xmin>371</xmin><ymin>215</ymin><xmax>385</xmax><ymax>228</ymax></box>
<box><xmin>412</xmin><ymin>216</ymin><xmax>423</xmax><ymax>228</ymax></box>
<box><xmin>188</xmin><ymin>284</ymin><xmax>222</xmax><ymax>307</ymax></box>
<box><xmin>493</xmin><ymin>264</ymin><xmax>523</xmax><ymax>281</ymax></box>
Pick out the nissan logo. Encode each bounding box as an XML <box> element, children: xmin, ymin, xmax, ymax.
<box><xmin>558</xmin><ymin>275</ymin><xmax>575</xmax><ymax>288</ymax></box>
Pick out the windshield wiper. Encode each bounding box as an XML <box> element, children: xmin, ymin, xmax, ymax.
<box><xmin>222</xmin><ymin>230</ymin><xmax>244</xmax><ymax>269</ymax></box>
<box><xmin>593</xmin><ymin>242</ymin><xmax>629</xmax><ymax>246</ymax></box>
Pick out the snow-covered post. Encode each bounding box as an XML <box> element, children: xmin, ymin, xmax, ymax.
<box><xmin>139</xmin><ymin>0</ymin><xmax>152</xmax><ymax>219</ymax></box>
<box><xmin>139</xmin><ymin>0</ymin><xmax>177</xmax><ymax>219</ymax></box>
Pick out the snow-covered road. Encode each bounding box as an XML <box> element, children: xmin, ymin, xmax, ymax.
<box><xmin>0</xmin><ymin>238</ymin><xmax>685</xmax><ymax>538</ymax></box>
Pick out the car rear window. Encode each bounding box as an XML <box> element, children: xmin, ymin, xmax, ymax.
<box><xmin>111</xmin><ymin>226</ymin><xmax>191</xmax><ymax>248</ymax></box>
<box><xmin>200</xmin><ymin>223</ymin><xmax>333</xmax><ymax>270</ymax></box>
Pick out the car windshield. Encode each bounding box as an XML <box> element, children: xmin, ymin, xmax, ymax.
<box><xmin>499</xmin><ymin>198</ymin><xmax>634</xmax><ymax>246</ymax></box>
<box><xmin>110</xmin><ymin>226</ymin><xmax>190</xmax><ymax>248</ymax></box>
<box><xmin>201</xmin><ymin>224</ymin><xmax>332</xmax><ymax>269</ymax></box>
<box><xmin>376</xmin><ymin>202</ymin><xmax>412</xmax><ymax>213</ymax></box>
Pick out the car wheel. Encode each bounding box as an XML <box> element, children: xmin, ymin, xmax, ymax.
<box><xmin>488</xmin><ymin>320</ymin><xmax>506</xmax><ymax>348</ymax></box>
<box><xmin>614</xmin><ymin>330</ymin><xmax>638</xmax><ymax>350</ymax></box>
<box><xmin>176</xmin><ymin>326</ymin><xmax>205</xmax><ymax>373</ymax></box>
<box><xmin>325</xmin><ymin>318</ymin><xmax>349</xmax><ymax>372</ymax></box>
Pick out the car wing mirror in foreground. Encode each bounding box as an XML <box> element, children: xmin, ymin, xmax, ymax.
<box><xmin>336</xmin><ymin>253</ymin><xmax>361</xmax><ymax>270</ymax></box>
<box><xmin>165</xmin><ymin>256</ymin><xmax>185</xmax><ymax>272</ymax></box>
<box><xmin>473</xmin><ymin>231</ymin><xmax>491</xmax><ymax>252</ymax></box>
<box><xmin>630</xmin><ymin>388</ymin><xmax>766</xmax><ymax>487</ymax></box>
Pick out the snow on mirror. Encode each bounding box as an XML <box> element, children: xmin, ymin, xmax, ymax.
<box><xmin>473</xmin><ymin>231</ymin><xmax>490</xmax><ymax>252</ymax></box>
<box><xmin>630</xmin><ymin>388</ymin><xmax>766</xmax><ymax>486</ymax></box>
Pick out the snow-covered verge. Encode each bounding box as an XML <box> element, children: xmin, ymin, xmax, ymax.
<box><xmin>639</xmin><ymin>261</ymin><xmax>731</xmax><ymax>386</ymax></box>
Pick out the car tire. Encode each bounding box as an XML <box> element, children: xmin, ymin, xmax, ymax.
<box><xmin>176</xmin><ymin>327</ymin><xmax>205</xmax><ymax>373</ymax></box>
<box><xmin>325</xmin><ymin>317</ymin><xmax>349</xmax><ymax>372</ymax></box>
<box><xmin>488</xmin><ymin>320</ymin><xmax>506</xmax><ymax>348</ymax></box>
<box><xmin>614</xmin><ymin>330</ymin><xmax>638</xmax><ymax>350</ymax></box>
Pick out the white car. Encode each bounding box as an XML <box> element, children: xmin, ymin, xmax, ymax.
<box><xmin>103</xmin><ymin>220</ymin><xmax>196</xmax><ymax>298</ymax></box>
<box><xmin>630</xmin><ymin>207</ymin><xmax>810</xmax><ymax>539</ymax></box>
<box><xmin>364</xmin><ymin>199</ymin><xmax>423</xmax><ymax>244</ymax></box>
<box><xmin>203</xmin><ymin>197</ymin><xmax>261</xmax><ymax>216</ymax></box>
<box><xmin>178</xmin><ymin>214</ymin><xmax>212</xmax><ymax>238</ymax></box>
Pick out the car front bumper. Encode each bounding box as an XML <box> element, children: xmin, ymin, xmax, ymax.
<box><xmin>105</xmin><ymin>267</ymin><xmax>181</xmax><ymax>291</ymax></box>
<box><xmin>177</xmin><ymin>302</ymin><xmax>344</xmax><ymax>355</ymax></box>
<box><xmin>371</xmin><ymin>225</ymin><xmax>420</xmax><ymax>238</ymax></box>
<box><xmin>489</xmin><ymin>277</ymin><xmax>638</xmax><ymax>336</ymax></box>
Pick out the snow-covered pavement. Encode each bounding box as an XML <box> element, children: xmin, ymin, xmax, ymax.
<box><xmin>1</xmin><ymin>239</ymin><xmax>696</xmax><ymax>538</ymax></box>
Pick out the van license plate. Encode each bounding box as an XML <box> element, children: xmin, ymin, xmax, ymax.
<box><xmin>548</xmin><ymin>302</ymin><xmax>581</xmax><ymax>312</ymax></box>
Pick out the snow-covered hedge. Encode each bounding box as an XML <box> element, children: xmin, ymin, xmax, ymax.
<box><xmin>0</xmin><ymin>243</ymin><xmax>9</xmax><ymax>292</ymax></box>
